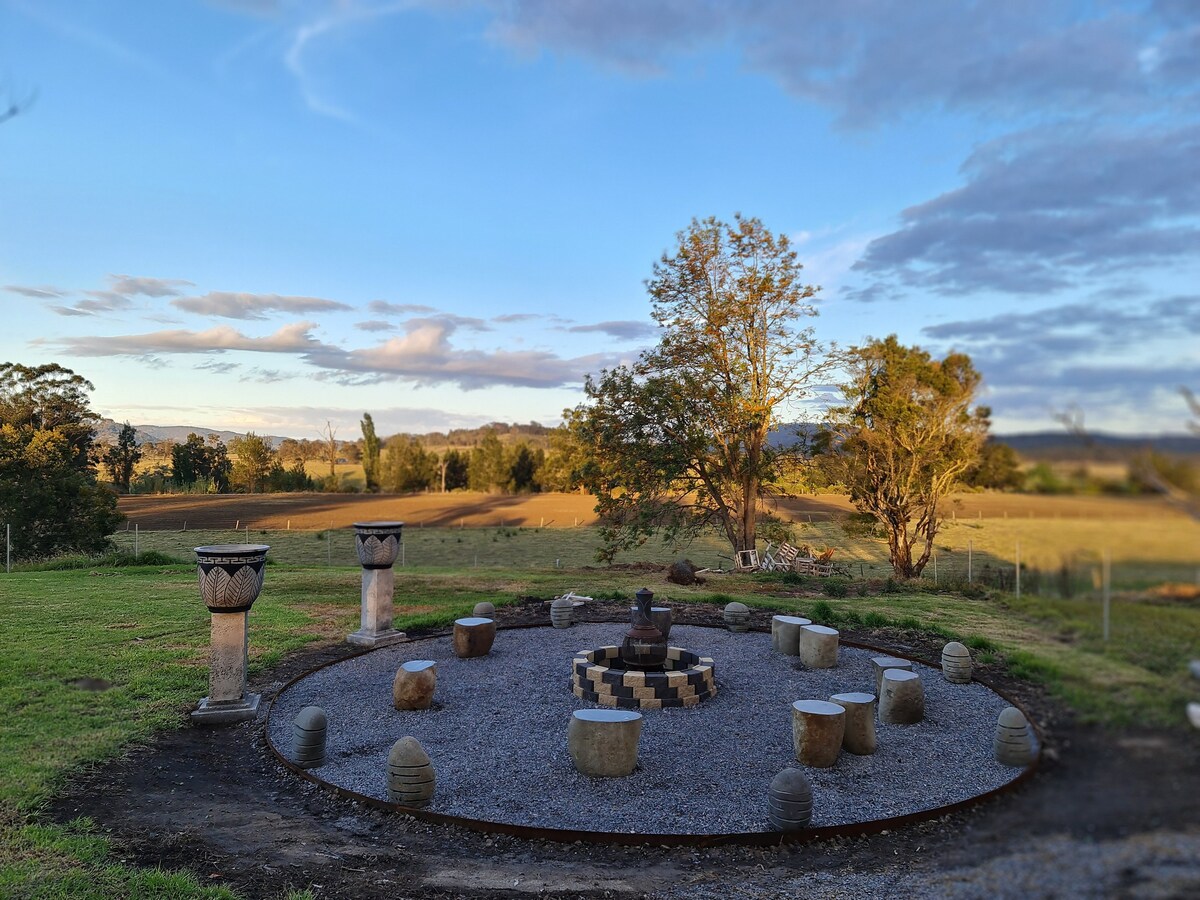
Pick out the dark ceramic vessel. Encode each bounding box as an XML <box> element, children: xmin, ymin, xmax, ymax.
<box><xmin>195</xmin><ymin>544</ymin><xmax>270</xmax><ymax>613</ymax></box>
<box><xmin>353</xmin><ymin>521</ymin><xmax>404</xmax><ymax>569</ymax></box>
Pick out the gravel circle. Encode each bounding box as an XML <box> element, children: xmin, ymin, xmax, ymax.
<box><xmin>267</xmin><ymin>623</ymin><xmax>1026</xmax><ymax>835</ymax></box>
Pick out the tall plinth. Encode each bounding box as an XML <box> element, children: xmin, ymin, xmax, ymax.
<box><xmin>347</xmin><ymin>521</ymin><xmax>407</xmax><ymax>648</ymax></box>
<box><xmin>192</xmin><ymin>544</ymin><xmax>269</xmax><ymax>725</ymax></box>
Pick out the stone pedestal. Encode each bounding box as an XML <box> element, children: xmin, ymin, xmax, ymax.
<box><xmin>798</xmin><ymin>624</ymin><xmax>839</xmax><ymax>668</ymax></box>
<box><xmin>567</xmin><ymin>709</ymin><xmax>643</xmax><ymax>777</ymax></box>
<box><xmin>831</xmin><ymin>691</ymin><xmax>877</xmax><ymax>755</ymax></box>
<box><xmin>771</xmin><ymin>615</ymin><xmax>811</xmax><ymax>655</ymax></box>
<box><xmin>879</xmin><ymin>669</ymin><xmax>925</xmax><ymax>724</ymax></box>
<box><xmin>551</xmin><ymin>596</ymin><xmax>575</xmax><ymax>628</ymax></box>
<box><xmin>393</xmin><ymin>660</ymin><xmax>437</xmax><ymax>710</ymax></box>
<box><xmin>387</xmin><ymin>736</ymin><xmax>435</xmax><ymax>807</ymax></box>
<box><xmin>723</xmin><ymin>602</ymin><xmax>750</xmax><ymax>632</ymax></box>
<box><xmin>473</xmin><ymin>601</ymin><xmax>496</xmax><ymax>618</ymax></box>
<box><xmin>791</xmin><ymin>699</ymin><xmax>845</xmax><ymax>767</ymax></box>
<box><xmin>291</xmin><ymin>706</ymin><xmax>327</xmax><ymax>768</ymax></box>
<box><xmin>193</xmin><ymin>610</ymin><xmax>260</xmax><ymax>724</ymax></box>
<box><xmin>348</xmin><ymin>522</ymin><xmax>407</xmax><ymax>648</ymax></box>
<box><xmin>453</xmin><ymin>617</ymin><xmax>496</xmax><ymax>658</ymax></box>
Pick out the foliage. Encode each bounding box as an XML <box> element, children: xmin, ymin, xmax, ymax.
<box><xmin>469</xmin><ymin>430</ymin><xmax>510</xmax><ymax>492</ymax></box>
<box><xmin>0</xmin><ymin>362</ymin><xmax>123</xmax><ymax>559</ymax></box>
<box><xmin>228</xmin><ymin>432</ymin><xmax>275</xmax><ymax>493</ymax></box>
<box><xmin>961</xmin><ymin>439</ymin><xmax>1022</xmax><ymax>491</ymax></box>
<box><xmin>381</xmin><ymin>434</ymin><xmax>440</xmax><ymax>492</ymax></box>
<box><xmin>99</xmin><ymin>421</ymin><xmax>141</xmax><ymax>493</ymax></box>
<box><xmin>825</xmin><ymin>336</ymin><xmax>988</xmax><ymax>578</ymax></box>
<box><xmin>574</xmin><ymin>215</ymin><xmax>828</xmax><ymax>560</ymax></box>
<box><xmin>171</xmin><ymin>432</ymin><xmax>230</xmax><ymax>491</ymax></box>
<box><xmin>442</xmin><ymin>448</ymin><xmax>469</xmax><ymax>491</ymax></box>
<box><xmin>361</xmin><ymin>412</ymin><xmax>381</xmax><ymax>492</ymax></box>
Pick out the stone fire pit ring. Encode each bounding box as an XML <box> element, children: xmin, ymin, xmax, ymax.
<box><xmin>571</xmin><ymin>645</ymin><xmax>717</xmax><ymax>708</ymax></box>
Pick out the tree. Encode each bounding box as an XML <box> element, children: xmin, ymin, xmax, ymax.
<box><xmin>962</xmin><ymin>440</ymin><xmax>1023</xmax><ymax>491</ymax></box>
<box><xmin>320</xmin><ymin>420</ymin><xmax>338</xmax><ymax>481</ymax></box>
<box><xmin>508</xmin><ymin>442</ymin><xmax>541</xmax><ymax>493</ymax></box>
<box><xmin>361</xmin><ymin>413</ymin><xmax>381</xmax><ymax>492</ymax></box>
<box><xmin>825</xmin><ymin>336</ymin><xmax>988</xmax><ymax>578</ymax></box>
<box><xmin>381</xmin><ymin>435</ymin><xmax>438</xmax><ymax>493</ymax></box>
<box><xmin>101</xmin><ymin>422</ymin><xmax>141</xmax><ymax>493</ymax></box>
<box><xmin>573</xmin><ymin>215</ymin><xmax>827</xmax><ymax>559</ymax></box>
<box><xmin>172</xmin><ymin>433</ymin><xmax>230</xmax><ymax>491</ymax></box>
<box><xmin>0</xmin><ymin>362</ymin><xmax>123</xmax><ymax>559</ymax></box>
<box><xmin>228</xmin><ymin>432</ymin><xmax>275</xmax><ymax>493</ymax></box>
<box><xmin>441</xmin><ymin>449</ymin><xmax>469</xmax><ymax>491</ymax></box>
<box><xmin>469</xmin><ymin>430</ymin><xmax>510</xmax><ymax>492</ymax></box>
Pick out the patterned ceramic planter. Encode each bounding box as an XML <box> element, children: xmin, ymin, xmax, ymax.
<box><xmin>353</xmin><ymin>521</ymin><xmax>404</xmax><ymax>569</ymax></box>
<box><xmin>195</xmin><ymin>544</ymin><xmax>269</xmax><ymax>613</ymax></box>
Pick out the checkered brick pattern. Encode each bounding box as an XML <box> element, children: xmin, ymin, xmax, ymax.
<box><xmin>569</xmin><ymin>646</ymin><xmax>717</xmax><ymax>708</ymax></box>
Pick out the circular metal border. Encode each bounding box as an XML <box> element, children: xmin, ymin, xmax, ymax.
<box><xmin>264</xmin><ymin>621</ymin><xmax>1041</xmax><ymax>847</ymax></box>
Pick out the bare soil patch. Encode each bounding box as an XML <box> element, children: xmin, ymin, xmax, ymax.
<box><xmin>47</xmin><ymin>600</ymin><xmax>1200</xmax><ymax>898</ymax></box>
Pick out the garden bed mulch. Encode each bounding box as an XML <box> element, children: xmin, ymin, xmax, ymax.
<box><xmin>48</xmin><ymin>597</ymin><xmax>1200</xmax><ymax>898</ymax></box>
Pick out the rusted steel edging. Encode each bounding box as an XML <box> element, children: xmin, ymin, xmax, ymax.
<box><xmin>263</xmin><ymin>621</ymin><xmax>1041</xmax><ymax>847</ymax></box>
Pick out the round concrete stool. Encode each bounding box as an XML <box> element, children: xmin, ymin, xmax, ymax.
<box><xmin>453</xmin><ymin>616</ymin><xmax>496</xmax><ymax>658</ymax></box>
<box><xmin>830</xmin><ymin>691</ymin><xmax>877</xmax><ymax>755</ymax></box>
<box><xmin>797</xmin><ymin>624</ymin><xmax>839</xmax><ymax>668</ymax></box>
<box><xmin>879</xmin><ymin>669</ymin><xmax>925</xmax><ymax>724</ymax></box>
<box><xmin>941</xmin><ymin>641</ymin><xmax>973</xmax><ymax>683</ymax></box>
<box><xmin>392</xmin><ymin>660</ymin><xmax>436</xmax><ymax>710</ymax></box>
<box><xmin>767</xmin><ymin>768</ymin><xmax>813</xmax><ymax>830</ymax></box>
<box><xmin>791</xmin><ymin>699</ymin><xmax>846</xmax><ymax>768</ymax></box>
<box><xmin>871</xmin><ymin>655</ymin><xmax>913</xmax><ymax>695</ymax></box>
<box><xmin>567</xmin><ymin>709</ymin><xmax>643</xmax><ymax>777</ymax></box>
<box><xmin>771</xmin><ymin>615</ymin><xmax>811</xmax><ymax>655</ymax></box>
<box><xmin>994</xmin><ymin>706</ymin><xmax>1036</xmax><ymax>767</ymax></box>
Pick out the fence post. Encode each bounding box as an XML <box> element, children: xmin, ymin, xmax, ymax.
<box><xmin>967</xmin><ymin>539</ymin><xmax>973</xmax><ymax>583</ymax></box>
<box><xmin>135</xmin><ymin>523</ymin><xmax>139</xmax><ymax>559</ymax></box>
<box><xmin>1015</xmin><ymin>540</ymin><xmax>1021</xmax><ymax>599</ymax></box>
<box><xmin>1102</xmin><ymin>549</ymin><xmax>1111</xmax><ymax>642</ymax></box>
<box><xmin>933</xmin><ymin>552</ymin><xmax>938</xmax><ymax>585</ymax></box>
<box><xmin>5</xmin><ymin>523</ymin><xmax>10</xmax><ymax>574</ymax></box>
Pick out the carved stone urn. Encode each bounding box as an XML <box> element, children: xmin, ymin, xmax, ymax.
<box><xmin>192</xmin><ymin>544</ymin><xmax>269</xmax><ymax>724</ymax></box>
<box><xmin>348</xmin><ymin>522</ymin><xmax>407</xmax><ymax>648</ymax></box>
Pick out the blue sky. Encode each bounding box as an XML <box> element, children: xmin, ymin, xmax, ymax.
<box><xmin>1</xmin><ymin>0</ymin><xmax>1197</xmax><ymax>439</ymax></box>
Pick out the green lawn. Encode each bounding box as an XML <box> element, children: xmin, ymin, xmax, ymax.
<box><xmin>1</xmin><ymin>524</ymin><xmax>1198</xmax><ymax>897</ymax></box>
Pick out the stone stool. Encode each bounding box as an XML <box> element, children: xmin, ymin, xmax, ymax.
<box><xmin>723</xmin><ymin>602</ymin><xmax>750</xmax><ymax>633</ymax></box>
<box><xmin>941</xmin><ymin>641</ymin><xmax>973</xmax><ymax>683</ymax></box>
<box><xmin>830</xmin><ymin>692</ymin><xmax>877</xmax><ymax>755</ymax></box>
<box><xmin>291</xmin><ymin>705</ymin><xmax>327</xmax><ymax>769</ymax></box>
<box><xmin>767</xmin><ymin>768</ymin><xmax>813</xmax><ymax>831</ymax></box>
<box><xmin>879</xmin><ymin>669</ymin><xmax>925</xmax><ymax>724</ymax></box>
<box><xmin>392</xmin><ymin>660</ymin><xmax>436</xmax><ymax>710</ymax></box>
<box><xmin>550</xmin><ymin>596</ymin><xmax>575</xmax><ymax>628</ymax></box>
<box><xmin>797</xmin><ymin>624</ymin><xmax>839</xmax><ymax>668</ymax></box>
<box><xmin>994</xmin><ymin>706</ymin><xmax>1037</xmax><ymax>767</ymax></box>
<box><xmin>453</xmin><ymin>616</ymin><xmax>496</xmax><ymax>658</ymax></box>
<box><xmin>771</xmin><ymin>615</ymin><xmax>811</xmax><ymax>656</ymax></box>
<box><xmin>872</xmin><ymin>656</ymin><xmax>913</xmax><ymax>695</ymax></box>
<box><xmin>567</xmin><ymin>709</ymin><xmax>643</xmax><ymax>777</ymax></box>
<box><xmin>472</xmin><ymin>601</ymin><xmax>495</xmax><ymax>618</ymax></box>
<box><xmin>791</xmin><ymin>700</ymin><xmax>846</xmax><ymax>768</ymax></box>
<box><xmin>386</xmin><ymin>736</ymin><xmax>435</xmax><ymax>807</ymax></box>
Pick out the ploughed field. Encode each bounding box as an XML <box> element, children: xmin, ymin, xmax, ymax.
<box><xmin>117</xmin><ymin>490</ymin><xmax>1186</xmax><ymax>531</ymax></box>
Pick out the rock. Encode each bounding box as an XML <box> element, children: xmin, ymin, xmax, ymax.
<box><xmin>392</xmin><ymin>660</ymin><xmax>436</xmax><ymax>710</ymax></box>
<box><xmin>941</xmin><ymin>641</ymin><xmax>973</xmax><ymax>683</ymax></box>
<box><xmin>723</xmin><ymin>601</ymin><xmax>751</xmax><ymax>633</ymax></box>
<box><xmin>994</xmin><ymin>706</ymin><xmax>1037</xmax><ymax>767</ymax></box>
<box><xmin>767</xmin><ymin>768</ymin><xmax>813</xmax><ymax>830</ymax></box>
<box><xmin>386</xmin><ymin>736</ymin><xmax>435</xmax><ymax>807</ymax></box>
<box><xmin>291</xmin><ymin>705</ymin><xmax>327</xmax><ymax>769</ymax></box>
<box><xmin>453</xmin><ymin>617</ymin><xmax>496</xmax><ymax>658</ymax></box>
<box><xmin>879</xmin><ymin>669</ymin><xmax>925</xmax><ymax>724</ymax></box>
<box><xmin>791</xmin><ymin>699</ymin><xmax>845</xmax><ymax>768</ymax></box>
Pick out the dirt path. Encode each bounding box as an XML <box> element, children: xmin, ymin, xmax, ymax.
<box><xmin>48</xmin><ymin>603</ymin><xmax>1200</xmax><ymax>899</ymax></box>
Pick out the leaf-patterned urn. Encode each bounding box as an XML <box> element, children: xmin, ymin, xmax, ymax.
<box><xmin>353</xmin><ymin>521</ymin><xmax>404</xmax><ymax>569</ymax></box>
<box><xmin>195</xmin><ymin>544</ymin><xmax>270</xmax><ymax>613</ymax></box>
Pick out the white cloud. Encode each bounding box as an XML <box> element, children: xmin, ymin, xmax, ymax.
<box><xmin>172</xmin><ymin>291</ymin><xmax>354</xmax><ymax>319</ymax></box>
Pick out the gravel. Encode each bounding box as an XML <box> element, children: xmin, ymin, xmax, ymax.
<box><xmin>267</xmin><ymin>623</ymin><xmax>1023</xmax><ymax>835</ymax></box>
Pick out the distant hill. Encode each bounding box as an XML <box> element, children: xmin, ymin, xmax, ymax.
<box><xmin>94</xmin><ymin>418</ymin><xmax>288</xmax><ymax>448</ymax></box>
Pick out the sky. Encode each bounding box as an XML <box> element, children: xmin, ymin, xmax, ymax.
<box><xmin>1</xmin><ymin>0</ymin><xmax>1197</xmax><ymax>440</ymax></box>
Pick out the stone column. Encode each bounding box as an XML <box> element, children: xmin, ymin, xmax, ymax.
<box><xmin>348</xmin><ymin>521</ymin><xmax>407</xmax><ymax>648</ymax></box>
<box><xmin>192</xmin><ymin>543</ymin><xmax>268</xmax><ymax>725</ymax></box>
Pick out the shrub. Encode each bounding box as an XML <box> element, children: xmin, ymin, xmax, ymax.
<box><xmin>822</xmin><ymin>579</ymin><xmax>850</xmax><ymax>598</ymax></box>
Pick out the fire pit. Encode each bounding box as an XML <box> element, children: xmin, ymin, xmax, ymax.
<box><xmin>570</xmin><ymin>588</ymin><xmax>717</xmax><ymax>709</ymax></box>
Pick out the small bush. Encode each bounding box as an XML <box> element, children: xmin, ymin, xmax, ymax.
<box><xmin>809</xmin><ymin>600</ymin><xmax>835</xmax><ymax>622</ymax></box>
<box><xmin>966</xmin><ymin>634</ymin><xmax>999</xmax><ymax>651</ymax></box>
<box><xmin>1005</xmin><ymin>649</ymin><xmax>1061</xmax><ymax>682</ymax></box>
<box><xmin>822</xmin><ymin>579</ymin><xmax>850</xmax><ymax>598</ymax></box>
<box><xmin>862</xmin><ymin>611</ymin><xmax>889</xmax><ymax>628</ymax></box>
<box><xmin>898</xmin><ymin>615</ymin><xmax>922</xmax><ymax>630</ymax></box>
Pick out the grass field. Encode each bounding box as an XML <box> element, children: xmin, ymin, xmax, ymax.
<box><xmin>2</xmin><ymin>491</ymin><xmax>1198</xmax><ymax>897</ymax></box>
